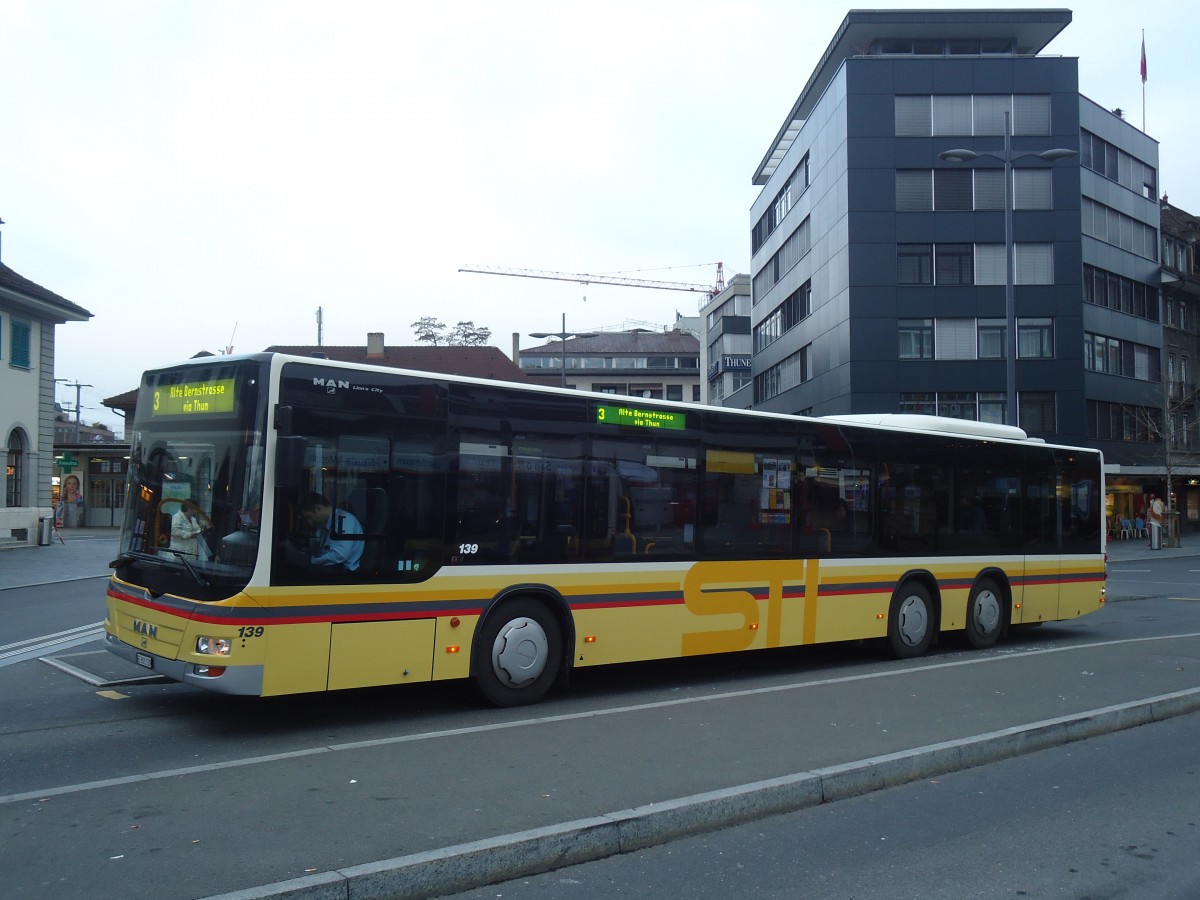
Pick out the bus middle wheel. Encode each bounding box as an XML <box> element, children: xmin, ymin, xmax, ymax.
<box><xmin>887</xmin><ymin>581</ymin><xmax>935</xmax><ymax>659</ymax></box>
<box><xmin>474</xmin><ymin>598</ymin><xmax>562</xmax><ymax>707</ymax></box>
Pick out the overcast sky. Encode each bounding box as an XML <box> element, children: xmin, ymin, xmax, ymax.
<box><xmin>2</xmin><ymin>0</ymin><xmax>1193</xmax><ymax>435</ymax></box>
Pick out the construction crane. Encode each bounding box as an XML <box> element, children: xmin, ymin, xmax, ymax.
<box><xmin>459</xmin><ymin>262</ymin><xmax>725</xmax><ymax>298</ymax></box>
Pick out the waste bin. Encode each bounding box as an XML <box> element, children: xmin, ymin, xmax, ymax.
<box><xmin>38</xmin><ymin>517</ymin><xmax>53</xmax><ymax>546</ymax></box>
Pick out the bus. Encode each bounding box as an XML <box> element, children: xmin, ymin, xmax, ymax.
<box><xmin>105</xmin><ymin>353</ymin><xmax>1106</xmax><ymax>706</ymax></box>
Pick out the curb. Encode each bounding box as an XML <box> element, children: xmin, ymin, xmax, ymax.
<box><xmin>202</xmin><ymin>685</ymin><xmax>1200</xmax><ymax>900</ymax></box>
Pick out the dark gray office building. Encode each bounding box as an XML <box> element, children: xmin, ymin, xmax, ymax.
<box><xmin>749</xmin><ymin>8</ymin><xmax>1161</xmax><ymax>472</ymax></box>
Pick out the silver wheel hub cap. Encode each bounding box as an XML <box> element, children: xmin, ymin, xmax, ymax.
<box><xmin>897</xmin><ymin>595</ymin><xmax>929</xmax><ymax>646</ymax></box>
<box><xmin>491</xmin><ymin>617</ymin><xmax>549</xmax><ymax>688</ymax></box>
<box><xmin>973</xmin><ymin>590</ymin><xmax>1001</xmax><ymax>636</ymax></box>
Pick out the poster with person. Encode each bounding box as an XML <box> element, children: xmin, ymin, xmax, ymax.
<box><xmin>57</xmin><ymin>473</ymin><xmax>85</xmax><ymax>528</ymax></box>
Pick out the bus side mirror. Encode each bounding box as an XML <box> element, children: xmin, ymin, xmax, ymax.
<box><xmin>275</xmin><ymin>436</ymin><xmax>306</xmax><ymax>488</ymax></box>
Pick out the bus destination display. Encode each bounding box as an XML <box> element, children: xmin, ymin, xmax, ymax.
<box><xmin>596</xmin><ymin>403</ymin><xmax>685</xmax><ymax>430</ymax></box>
<box><xmin>152</xmin><ymin>379</ymin><xmax>237</xmax><ymax>417</ymax></box>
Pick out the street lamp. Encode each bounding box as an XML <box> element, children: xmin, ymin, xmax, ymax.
<box><xmin>939</xmin><ymin>111</ymin><xmax>1076</xmax><ymax>428</ymax></box>
<box><xmin>529</xmin><ymin>314</ymin><xmax>598</xmax><ymax>389</ymax></box>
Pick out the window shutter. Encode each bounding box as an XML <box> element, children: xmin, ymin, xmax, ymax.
<box><xmin>1014</xmin><ymin>169</ymin><xmax>1052</xmax><ymax>210</ymax></box>
<box><xmin>932</xmin><ymin>95</ymin><xmax>972</xmax><ymax>136</ymax></box>
<box><xmin>896</xmin><ymin>170</ymin><xmax>932</xmax><ymax>211</ymax></box>
<box><xmin>975</xmin><ymin>244</ymin><xmax>1006</xmax><ymax>285</ymax></box>
<box><xmin>1012</xmin><ymin>95</ymin><xmax>1051</xmax><ymax>135</ymax></box>
<box><xmin>974</xmin><ymin>170</ymin><xmax>1004</xmax><ymax>210</ymax></box>
<box><xmin>895</xmin><ymin>96</ymin><xmax>931</xmax><ymax>136</ymax></box>
<box><xmin>935</xmin><ymin>319</ymin><xmax>978</xmax><ymax>360</ymax></box>
<box><xmin>973</xmin><ymin>95</ymin><xmax>1010</xmax><ymax>135</ymax></box>
<box><xmin>1014</xmin><ymin>243</ymin><xmax>1054</xmax><ymax>285</ymax></box>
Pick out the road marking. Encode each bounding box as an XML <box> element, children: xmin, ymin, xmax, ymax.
<box><xmin>4</xmin><ymin>629</ymin><xmax>1200</xmax><ymax>808</ymax></box>
<box><xmin>0</xmin><ymin>623</ymin><xmax>104</xmax><ymax>668</ymax></box>
<box><xmin>96</xmin><ymin>690</ymin><xmax>128</xmax><ymax>700</ymax></box>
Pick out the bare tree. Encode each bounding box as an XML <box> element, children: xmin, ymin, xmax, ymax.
<box><xmin>410</xmin><ymin>317</ymin><xmax>447</xmax><ymax>346</ymax></box>
<box><xmin>1124</xmin><ymin>378</ymin><xmax>1200</xmax><ymax>539</ymax></box>
<box><xmin>448</xmin><ymin>321</ymin><xmax>492</xmax><ymax>347</ymax></box>
<box><xmin>412</xmin><ymin>318</ymin><xmax>492</xmax><ymax>347</ymax></box>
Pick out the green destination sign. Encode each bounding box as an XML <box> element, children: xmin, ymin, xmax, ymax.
<box><xmin>596</xmin><ymin>403</ymin><xmax>686</xmax><ymax>430</ymax></box>
<box><xmin>151</xmin><ymin>379</ymin><xmax>237</xmax><ymax>417</ymax></box>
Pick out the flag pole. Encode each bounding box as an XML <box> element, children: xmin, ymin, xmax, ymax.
<box><xmin>1141</xmin><ymin>30</ymin><xmax>1147</xmax><ymax>131</ymax></box>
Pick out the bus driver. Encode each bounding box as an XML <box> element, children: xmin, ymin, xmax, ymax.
<box><xmin>295</xmin><ymin>492</ymin><xmax>363</xmax><ymax>572</ymax></box>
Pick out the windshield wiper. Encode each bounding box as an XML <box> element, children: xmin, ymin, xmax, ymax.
<box><xmin>160</xmin><ymin>549</ymin><xmax>211</xmax><ymax>589</ymax></box>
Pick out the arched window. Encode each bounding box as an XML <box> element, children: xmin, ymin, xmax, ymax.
<box><xmin>6</xmin><ymin>430</ymin><xmax>26</xmax><ymax>507</ymax></box>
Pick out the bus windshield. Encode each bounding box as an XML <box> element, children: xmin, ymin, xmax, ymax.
<box><xmin>113</xmin><ymin>359</ymin><xmax>268</xmax><ymax>600</ymax></box>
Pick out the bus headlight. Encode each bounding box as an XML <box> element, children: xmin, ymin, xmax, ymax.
<box><xmin>196</xmin><ymin>636</ymin><xmax>232</xmax><ymax>656</ymax></box>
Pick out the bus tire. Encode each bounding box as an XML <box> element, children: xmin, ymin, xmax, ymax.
<box><xmin>965</xmin><ymin>577</ymin><xmax>1004</xmax><ymax>649</ymax></box>
<box><xmin>474</xmin><ymin>598</ymin><xmax>562</xmax><ymax>707</ymax></box>
<box><xmin>887</xmin><ymin>581</ymin><xmax>934</xmax><ymax>659</ymax></box>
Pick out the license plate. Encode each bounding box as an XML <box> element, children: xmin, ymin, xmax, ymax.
<box><xmin>135</xmin><ymin>652</ymin><xmax>153</xmax><ymax>669</ymax></box>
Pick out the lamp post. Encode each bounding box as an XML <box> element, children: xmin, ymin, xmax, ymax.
<box><xmin>529</xmin><ymin>314</ymin><xmax>598</xmax><ymax>389</ymax></box>
<box><xmin>938</xmin><ymin>111</ymin><xmax>1076</xmax><ymax>427</ymax></box>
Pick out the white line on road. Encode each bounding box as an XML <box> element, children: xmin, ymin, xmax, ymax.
<box><xmin>4</xmin><ymin>629</ymin><xmax>1200</xmax><ymax>808</ymax></box>
<box><xmin>0</xmin><ymin>623</ymin><xmax>104</xmax><ymax>666</ymax></box>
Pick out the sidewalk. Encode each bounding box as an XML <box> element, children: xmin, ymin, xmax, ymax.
<box><xmin>1106</xmin><ymin>532</ymin><xmax>1199</xmax><ymax>563</ymax></box>
<box><xmin>0</xmin><ymin>527</ymin><xmax>120</xmax><ymax>590</ymax></box>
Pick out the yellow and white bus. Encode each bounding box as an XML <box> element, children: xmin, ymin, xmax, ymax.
<box><xmin>105</xmin><ymin>353</ymin><xmax>1106</xmax><ymax>706</ymax></box>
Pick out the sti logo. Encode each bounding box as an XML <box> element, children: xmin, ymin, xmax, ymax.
<box><xmin>313</xmin><ymin>377</ymin><xmax>350</xmax><ymax>393</ymax></box>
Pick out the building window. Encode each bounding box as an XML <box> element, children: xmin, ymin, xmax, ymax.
<box><xmin>1018</xmin><ymin>318</ymin><xmax>1054</xmax><ymax>358</ymax></box>
<box><xmin>934</xmin><ymin>319</ymin><xmax>977</xmax><ymax>360</ymax></box>
<box><xmin>896</xmin><ymin>94</ymin><xmax>1050</xmax><ymax>137</ymax></box>
<box><xmin>1083</xmin><ymin>198</ymin><xmax>1157</xmax><ymax>260</ymax></box>
<box><xmin>896</xmin><ymin>170</ymin><xmax>932</xmax><ymax>211</ymax></box>
<box><xmin>1084</xmin><ymin>332</ymin><xmax>1160</xmax><ymax>381</ymax></box>
<box><xmin>899</xmin><ymin>319</ymin><xmax>934</xmax><ymax>359</ymax></box>
<box><xmin>10</xmin><ymin>320</ymin><xmax>32</xmax><ymax>369</ymax></box>
<box><xmin>1013</xmin><ymin>243</ymin><xmax>1054</xmax><ymax>284</ymax></box>
<box><xmin>935</xmin><ymin>243</ymin><xmax>974</xmax><ymax>285</ymax></box>
<box><xmin>898</xmin><ymin>244</ymin><xmax>933</xmax><ymax>284</ymax></box>
<box><xmin>900</xmin><ymin>392</ymin><xmax>1007</xmax><ymax>423</ymax></box>
<box><xmin>753</xmin><ymin>280</ymin><xmax>811</xmax><ymax>352</ymax></box>
<box><xmin>1086</xmin><ymin>400</ymin><xmax>1162</xmax><ymax>442</ymax></box>
<box><xmin>1013</xmin><ymin>169</ymin><xmax>1052</xmax><ymax>210</ymax></box>
<box><xmin>938</xmin><ymin>392</ymin><xmax>978</xmax><ymax>420</ymax></box>
<box><xmin>1019</xmin><ymin>392</ymin><xmax>1056</xmax><ymax>434</ymax></box>
<box><xmin>1081</xmin><ymin>129</ymin><xmax>1157</xmax><ymax>199</ymax></box>
<box><xmin>933</xmin><ymin>169</ymin><xmax>972</xmax><ymax>210</ymax></box>
<box><xmin>1083</xmin><ymin>264</ymin><xmax>1159</xmax><ymax>321</ymax></box>
<box><xmin>754</xmin><ymin>345</ymin><xmax>811</xmax><ymax>404</ymax></box>
<box><xmin>666</xmin><ymin>385</ymin><xmax>683</xmax><ymax>401</ymax></box>
<box><xmin>898</xmin><ymin>392</ymin><xmax>936</xmax><ymax>415</ymax></box>
<box><xmin>979</xmin><ymin>392</ymin><xmax>1007</xmax><ymax>424</ymax></box>
<box><xmin>6</xmin><ymin>430</ymin><xmax>25</xmax><ymax>507</ymax></box>
<box><xmin>978</xmin><ymin>319</ymin><xmax>1006</xmax><ymax>358</ymax></box>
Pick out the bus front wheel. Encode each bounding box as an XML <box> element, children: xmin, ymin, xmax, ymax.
<box><xmin>965</xmin><ymin>578</ymin><xmax>1004</xmax><ymax>649</ymax></box>
<box><xmin>887</xmin><ymin>582</ymin><xmax>934</xmax><ymax>659</ymax></box>
<box><xmin>474</xmin><ymin>599</ymin><xmax>562</xmax><ymax>707</ymax></box>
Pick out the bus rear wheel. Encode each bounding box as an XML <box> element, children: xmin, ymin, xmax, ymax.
<box><xmin>474</xmin><ymin>598</ymin><xmax>562</xmax><ymax>707</ymax></box>
<box><xmin>965</xmin><ymin>577</ymin><xmax>1004</xmax><ymax>649</ymax></box>
<box><xmin>887</xmin><ymin>582</ymin><xmax>934</xmax><ymax>659</ymax></box>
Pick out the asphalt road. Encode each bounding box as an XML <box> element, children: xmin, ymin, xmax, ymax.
<box><xmin>1</xmin><ymin>541</ymin><xmax>1199</xmax><ymax>899</ymax></box>
<box><xmin>452</xmin><ymin>709</ymin><xmax>1200</xmax><ymax>899</ymax></box>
